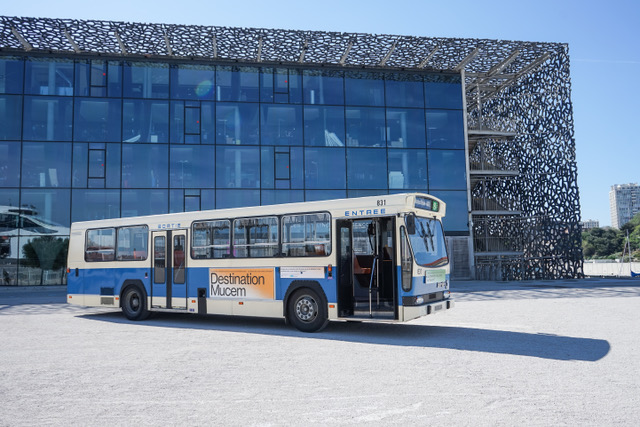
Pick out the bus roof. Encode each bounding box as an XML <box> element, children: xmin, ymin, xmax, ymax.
<box><xmin>69</xmin><ymin>193</ymin><xmax>446</xmax><ymax>231</ymax></box>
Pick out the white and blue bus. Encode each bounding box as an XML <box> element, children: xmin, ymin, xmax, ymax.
<box><xmin>67</xmin><ymin>193</ymin><xmax>453</xmax><ymax>332</ymax></box>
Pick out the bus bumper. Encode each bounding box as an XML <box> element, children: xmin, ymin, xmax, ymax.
<box><xmin>402</xmin><ymin>298</ymin><xmax>454</xmax><ymax>321</ymax></box>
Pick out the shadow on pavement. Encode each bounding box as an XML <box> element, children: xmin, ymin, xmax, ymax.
<box><xmin>81</xmin><ymin>311</ymin><xmax>610</xmax><ymax>362</ymax></box>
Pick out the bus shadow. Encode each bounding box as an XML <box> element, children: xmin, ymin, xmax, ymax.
<box><xmin>81</xmin><ymin>311</ymin><xmax>610</xmax><ymax>362</ymax></box>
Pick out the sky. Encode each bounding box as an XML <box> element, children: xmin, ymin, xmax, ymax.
<box><xmin>4</xmin><ymin>0</ymin><xmax>639</xmax><ymax>226</ymax></box>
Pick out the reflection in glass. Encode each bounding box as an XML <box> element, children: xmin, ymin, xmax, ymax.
<box><xmin>429</xmin><ymin>190</ymin><xmax>468</xmax><ymax>232</ymax></box>
<box><xmin>303</xmin><ymin>70</ymin><xmax>344</xmax><ymax>105</ymax></box>
<box><xmin>216</xmin><ymin>189</ymin><xmax>260</xmax><ymax>209</ymax></box>
<box><xmin>304</xmin><ymin>106</ymin><xmax>345</xmax><ymax>146</ymax></box>
<box><xmin>216</xmin><ymin>146</ymin><xmax>260</xmax><ymax>188</ymax></box>
<box><xmin>170</xmin><ymin>64</ymin><xmax>216</xmax><ymax>100</ymax></box>
<box><xmin>0</xmin><ymin>142</ymin><xmax>20</xmax><ymax>187</ymax></box>
<box><xmin>216</xmin><ymin>103</ymin><xmax>259</xmax><ymax>145</ymax></box>
<box><xmin>216</xmin><ymin>66</ymin><xmax>259</xmax><ymax>102</ymax></box>
<box><xmin>388</xmin><ymin>149</ymin><xmax>428</xmax><ymax>190</ymax></box>
<box><xmin>71</xmin><ymin>189</ymin><xmax>120</xmax><ymax>222</ymax></box>
<box><xmin>345</xmin><ymin>71</ymin><xmax>384</xmax><ymax>106</ymax></box>
<box><xmin>427</xmin><ymin>150</ymin><xmax>467</xmax><ymax>190</ymax></box>
<box><xmin>0</xmin><ymin>95</ymin><xmax>22</xmax><ymax>140</ymax></box>
<box><xmin>170</xmin><ymin>145</ymin><xmax>215</xmax><ymax>188</ymax></box>
<box><xmin>20</xmin><ymin>188</ymin><xmax>71</xmax><ymax>228</ymax></box>
<box><xmin>386</xmin><ymin>108</ymin><xmax>426</xmax><ymax>148</ymax></box>
<box><xmin>74</xmin><ymin>98</ymin><xmax>121</xmax><ymax>142</ymax></box>
<box><xmin>346</xmin><ymin>107</ymin><xmax>385</xmax><ymax>147</ymax></box>
<box><xmin>123</xmin><ymin>99</ymin><xmax>169</xmax><ymax>143</ymax></box>
<box><xmin>22</xmin><ymin>96</ymin><xmax>73</xmax><ymax>141</ymax></box>
<box><xmin>385</xmin><ymin>75</ymin><xmax>424</xmax><ymax>108</ymax></box>
<box><xmin>121</xmin><ymin>190</ymin><xmax>168</xmax><ymax>217</ymax></box>
<box><xmin>122</xmin><ymin>144</ymin><xmax>168</xmax><ymax>189</ymax></box>
<box><xmin>19</xmin><ymin>234</ymin><xmax>69</xmax><ymax>285</ymax></box>
<box><xmin>426</xmin><ymin>110</ymin><xmax>464</xmax><ymax>149</ymax></box>
<box><xmin>260</xmin><ymin>105</ymin><xmax>302</xmax><ymax>146</ymax></box>
<box><xmin>304</xmin><ymin>148</ymin><xmax>346</xmax><ymax>189</ymax></box>
<box><xmin>425</xmin><ymin>75</ymin><xmax>463</xmax><ymax>109</ymax></box>
<box><xmin>346</xmin><ymin>148</ymin><xmax>387</xmax><ymax>189</ymax></box>
<box><xmin>0</xmin><ymin>57</ymin><xmax>24</xmax><ymax>94</ymax></box>
<box><xmin>24</xmin><ymin>58</ymin><xmax>74</xmax><ymax>96</ymax></box>
<box><xmin>123</xmin><ymin>62</ymin><xmax>169</xmax><ymax>98</ymax></box>
<box><xmin>75</xmin><ymin>60</ymin><xmax>122</xmax><ymax>97</ymax></box>
<box><xmin>21</xmin><ymin>143</ymin><xmax>72</xmax><ymax>188</ymax></box>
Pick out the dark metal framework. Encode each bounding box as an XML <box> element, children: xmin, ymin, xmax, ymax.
<box><xmin>0</xmin><ymin>16</ymin><xmax>582</xmax><ymax>279</ymax></box>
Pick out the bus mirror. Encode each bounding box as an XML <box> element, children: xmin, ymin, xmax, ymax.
<box><xmin>406</xmin><ymin>214</ymin><xmax>416</xmax><ymax>235</ymax></box>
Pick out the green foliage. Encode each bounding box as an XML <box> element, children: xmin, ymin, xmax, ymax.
<box><xmin>583</xmin><ymin>212</ymin><xmax>640</xmax><ymax>260</ymax></box>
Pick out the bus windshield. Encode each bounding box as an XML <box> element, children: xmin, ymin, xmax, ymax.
<box><xmin>408</xmin><ymin>216</ymin><xmax>448</xmax><ymax>267</ymax></box>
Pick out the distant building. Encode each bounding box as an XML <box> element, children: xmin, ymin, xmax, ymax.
<box><xmin>580</xmin><ymin>219</ymin><xmax>600</xmax><ymax>230</ymax></box>
<box><xmin>610</xmin><ymin>183</ymin><xmax>640</xmax><ymax>228</ymax></box>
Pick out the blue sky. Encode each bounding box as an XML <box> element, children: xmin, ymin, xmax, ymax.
<box><xmin>5</xmin><ymin>0</ymin><xmax>639</xmax><ymax>226</ymax></box>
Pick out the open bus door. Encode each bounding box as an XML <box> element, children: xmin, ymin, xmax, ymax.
<box><xmin>151</xmin><ymin>230</ymin><xmax>188</xmax><ymax>309</ymax></box>
<box><xmin>336</xmin><ymin>217</ymin><xmax>397</xmax><ymax>319</ymax></box>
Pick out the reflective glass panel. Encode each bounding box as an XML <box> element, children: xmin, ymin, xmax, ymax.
<box><xmin>24</xmin><ymin>58</ymin><xmax>73</xmax><ymax>96</ymax></box>
<box><xmin>233</xmin><ymin>216</ymin><xmax>278</xmax><ymax>258</ymax></box>
<box><xmin>21</xmin><ymin>142</ymin><xmax>72</xmax><ymax>188</ymax></box>
<box><xmin>0</xmin><ymin>95</ymin><xmax>22</xmax><ymax>140</ymax></box>
<box><xmin>282</xmin><ymin>213</ymin><xmax>331</xmax><ymax>257</ymax></box>
<box><xmin>121</xmin><ymin>144</ymin><xmax>168</xmax><ymax>189</ymax></box>
<box><xmin>74</xmin><ymin>98</ymin><xmax>122</xmax><ymax>142</ymax></box>
<box><xmin>385</xmin><ymin>75</ymin><xmax>424</xmax><ymax>108</ymax></box>
<box><xmin>346</xmin><ymin>148</ymin><xmax>387</xmax><ymax>189</ymax></box>
<box><xmin>386</xmin><ymin>108</ymin><xmax>426</xmax><ymax>148</ymax></box>
<box><xmin>22</xmin><ymin>96</ymin><xmax>73</xmax><ymax>141</ymax></box>
<box><xmin>170</xmin><ymin>145</ymin><xmax>215</xmax><ymax>188</ymax></box>
<box><xmin>192</xmin><ymin>219</ymin><xmax>230</xmax><ymax>259</ymax></box>
<box><xmin>0</xmin><ymin>57</ymin><xmax>24</xmax><ymax>94</ymax></box>
<box><xmin>427</xmin><ymin>150</ymin><xmax>467</xmax><ymax>190</ymax></box>
<box><xmin>0</xmin><ymin>141</ymin><xmax>20</xmax><ymax>187</ymax></box>
<box><xmin>170</xmin><ymin>101</ymin><xmax>215</xmax><ymax>144</ymax></box>
<box><xmin>75</xmin><ymin>60</ymin><xmax>122</xmax><ymax>97</ymax></box>
<box><xmin>121</xmin><ymin>190</ymin><xmax>168</xmax><ymax>217</ymax></box>
<box><xmin>388</xmin><ymin>149</ymin><xmax>428</xmax><ymax>190</ymax></box>
<box><xmin>303</xmin><ymin>70</ymin><xmax>344</xmax><ymax>105</ymax></box>
<box><xmin>71</xmin><ymin>189</ymin><xmax>120</xmax><ymax>222</ymax></box>
<box><xmin>170</xmin><ymin>65</ymin><xmax>216</xmax><ymax>100</ymax></box>
<box><xmin>105</xmin><ymin>144</ymin><xmax>121</xmax><ymax>188</ymax></box>
<box><xmin>429</xmin><ymin>190</ymin><xmax>469</xmax><ymax>232</ymax></box>
<box><xmin>20</xmin><ymin>189</ymin><xmax>71</xmax><ymax>229</ymax></box>
<box><xmin>216</xmin><ymin>189</ymin><xmax>260</xmax><ymax>209</ymax></box>
<box><xmin>304</xmin><ymin>148</ymin><xmax>346</xmax><ymax>189</ymax></box>
<box><xmin>426</xmin><ymin>110</ymin><xmax>465</xmax><ymax>149</ymax></box>
<box><xmin>216</xmin><ymin>103</ymin><xmax>259</xmax><ymax>145</ymax></box>
<box><xmin>260</xmin><ymin>104</ymin><xmax>302</xmax><ymax>146</ymax></box>
<box><xmin>304</xmin><ymin>189</ymin><xmax>346</xmax><ymax>202</ymax></box>
<box><xmin>216</xmin><ymin>66</ymin><xmax>259</xmax><ymax>102</ymax></box>
<box><xmin>85</xmin><ymin>228</ymin><xmax>115</xmax><ymax>262</ymax></box>
<box><xmin>72</xmin><ymin>143</ymin><xmax>87</xmax><ymax>188</ymax></box>
<box><xmin>346</xmin><ymin>107</ymin><xmax>386</xmax><ymax>147</ymax></box>
<box><xmin>261</xmin><ymin>190</ymin><xmax>304</xmax><ymax>206</ymax></box>
<box><xmin>344</xmin><ymin>71</ymin><xmax>384</xmax><ymax>106</ymax></box>
<box><xmin>303</xmin><ymin>106</ymin><xmax>345</xmax><ymax>147</ymax></box>
<box><xmin>123</xmin><ymin>62</ymin><xmax>169</xmax><ymax>98</ymax></box>
<box><xmin>425</xmin><ymin>75</ymin><xmax>463</xmax><ymax>109</ymax></box>
<box><xmin>215</xmin><ymin>146</ymin><xmax>260</xmax><ymax>188</ymax></box>
<box><xmin>122</xmin><ymin>99</ymin><xmax>169</xmax><ymax>143</ymax></box>
<box><xmin>116</xmin><ymin>225</ymin><xmax>149</xmax><ymax>261</ymax></box>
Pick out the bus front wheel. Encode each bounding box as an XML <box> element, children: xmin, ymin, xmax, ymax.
<box><xmin>121</xmin><ymin>285</ymin><xmax>150</xmax><ymax>321</ymax></box>
<box><xmin>287</xmin><ymin>288</ymin><xmax>328</xmax><ymax>333</ymax></box>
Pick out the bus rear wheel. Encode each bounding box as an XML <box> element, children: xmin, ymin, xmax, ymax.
<box><xmin>121</xmin><ymin>285</ymin><xmax>150</xmax><ymax>321</ymax></box>
<box><xmin>287</xmin><ymin>288</ymin><xmax>328</xmax><ymax>333</ymax></box>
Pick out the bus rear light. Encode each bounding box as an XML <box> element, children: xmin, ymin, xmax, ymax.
<box><xmin>329</xmin><ymin>304</ymin><xmax>335</xmax><ymax>309</ymax></box>
<box><xmin>68</xmin><ymin>295</ymin><xmax>72</xmax><ymax>299</ymax></box>
<box><xmin>191</xmin><ymin>300</ymin><xmax>196</xmax><ymax>304</ymax></box>
<box><xmin>66</xmin><ymin>268</ymin><xmax>70</xmax><ymax>274</ymax></box>
<box><xmin>238</xmin><ymin>302</ymin><xmax>244</xmax><ymax>305</ymax></box>
<box><xmin>327</xmin><ymin>264</ymin><xmax>333</xmax><ymax>278</ymax></box>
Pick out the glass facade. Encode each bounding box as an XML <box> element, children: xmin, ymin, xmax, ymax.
<box><xmin>0</xmin><ymin>54</ymin><xmax>467</xmax><ymax>285</ymax></box>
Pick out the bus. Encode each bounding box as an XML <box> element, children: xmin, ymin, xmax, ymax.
<box><xmin>67</xmin><ymin>193</ymin><xmax>453</xmax><ymax>332</ymax></box>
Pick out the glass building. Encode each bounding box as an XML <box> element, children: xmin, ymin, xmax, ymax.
<box><xmin>0</xmin><ymin>16</ymin><xmax>582</xmax><ymax>283</ymax></box>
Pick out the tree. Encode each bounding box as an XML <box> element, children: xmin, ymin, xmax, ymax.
<box><xmin>21</xmin><ymin>236</ymin><xmax>69</xmax><ymax>285</ymax></box>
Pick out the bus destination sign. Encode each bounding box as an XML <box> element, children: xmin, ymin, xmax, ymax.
<box><xmin>415</xmin><ymin>197</ymin><xmax>439</xmax><ymax>212</ymax></box>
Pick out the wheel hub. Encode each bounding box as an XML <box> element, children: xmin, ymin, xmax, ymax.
<box><xmin>295</xmin><ymin>296</ymin><xmax>317</xmax><ymax>322</ymax></box>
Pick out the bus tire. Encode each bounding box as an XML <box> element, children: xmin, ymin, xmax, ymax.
<box><xmin>121</xmin><ymin>284</ymin><xmax>150</xmax><ymax>321</ymax></box>
<box><xmin>287</xmin><ymin>288</ymin><xmax>328</xmax><ymax>333</ymax></box>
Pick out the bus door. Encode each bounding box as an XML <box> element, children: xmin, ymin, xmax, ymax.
<box><xmin>151</xmin><ymin>230</ymin><xmax>188</xmax><ymax>309</ymax></box>
<box><xmin>336</xmin><ymin>217</ymin><xmax>397</xmax><ymax>319</ymax></box>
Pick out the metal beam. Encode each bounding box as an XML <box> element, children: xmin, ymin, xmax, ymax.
<box><xmin>10</xmin><ymin>26</ymin><xmax>32</xmax><ymax>50</ymax></box>
<box><xmin>454</xmin><ymin>47</ymin><xmax>480</xmax><ymax>71</ymax></box>
<box><xmin>256</xmin><ymin>36</ymin><xmax>263</xmax><ymax>62</ymax></box>
<box><xmin>418</xmin><ymin>44</ymin><xmax>440</xmax><ymax>68</ymax></box>
<box><xmin>379</xmin><ymin>40</ymin><xmax>397</xmax><ymax>66</ymax></box>
<box><xmin>212</xmin><ymin>34</ymin><xmax>217</xmax><ymax>58</ymax></box>
<box><xmin>339</xmin><ymin>40</ymin><xmax>353</xmax><ymax>65</ymax></box>
<box><xmin>163</xmin><ymin>33</ymin><xmax>173</xmax><ymax>56</ymax></box>
<box><xmin>63</xmin><ymin>29</ymin><xmax>81</xmax><ymax>53</ymax></box>
<box><xmin>113</xmin><ymin>30</ymin><xmax>127</xmax><ymax>54</ymax></box>
<box><xmin>299</xmin><ymin>40</ymin><xmax>308</xmax><ymax>63</ymax></box>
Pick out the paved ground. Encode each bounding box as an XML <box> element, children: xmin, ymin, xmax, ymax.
<box><xmin>1</xmin><ymin>278</ymin><xmax>639</xmax><ymax>426</ymax></box>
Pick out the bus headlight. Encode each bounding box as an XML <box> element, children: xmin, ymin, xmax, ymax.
<box><xmin>415</xmin><ymin>296</ymin><xmax>424</xmax><ymax>305</ymax></box>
